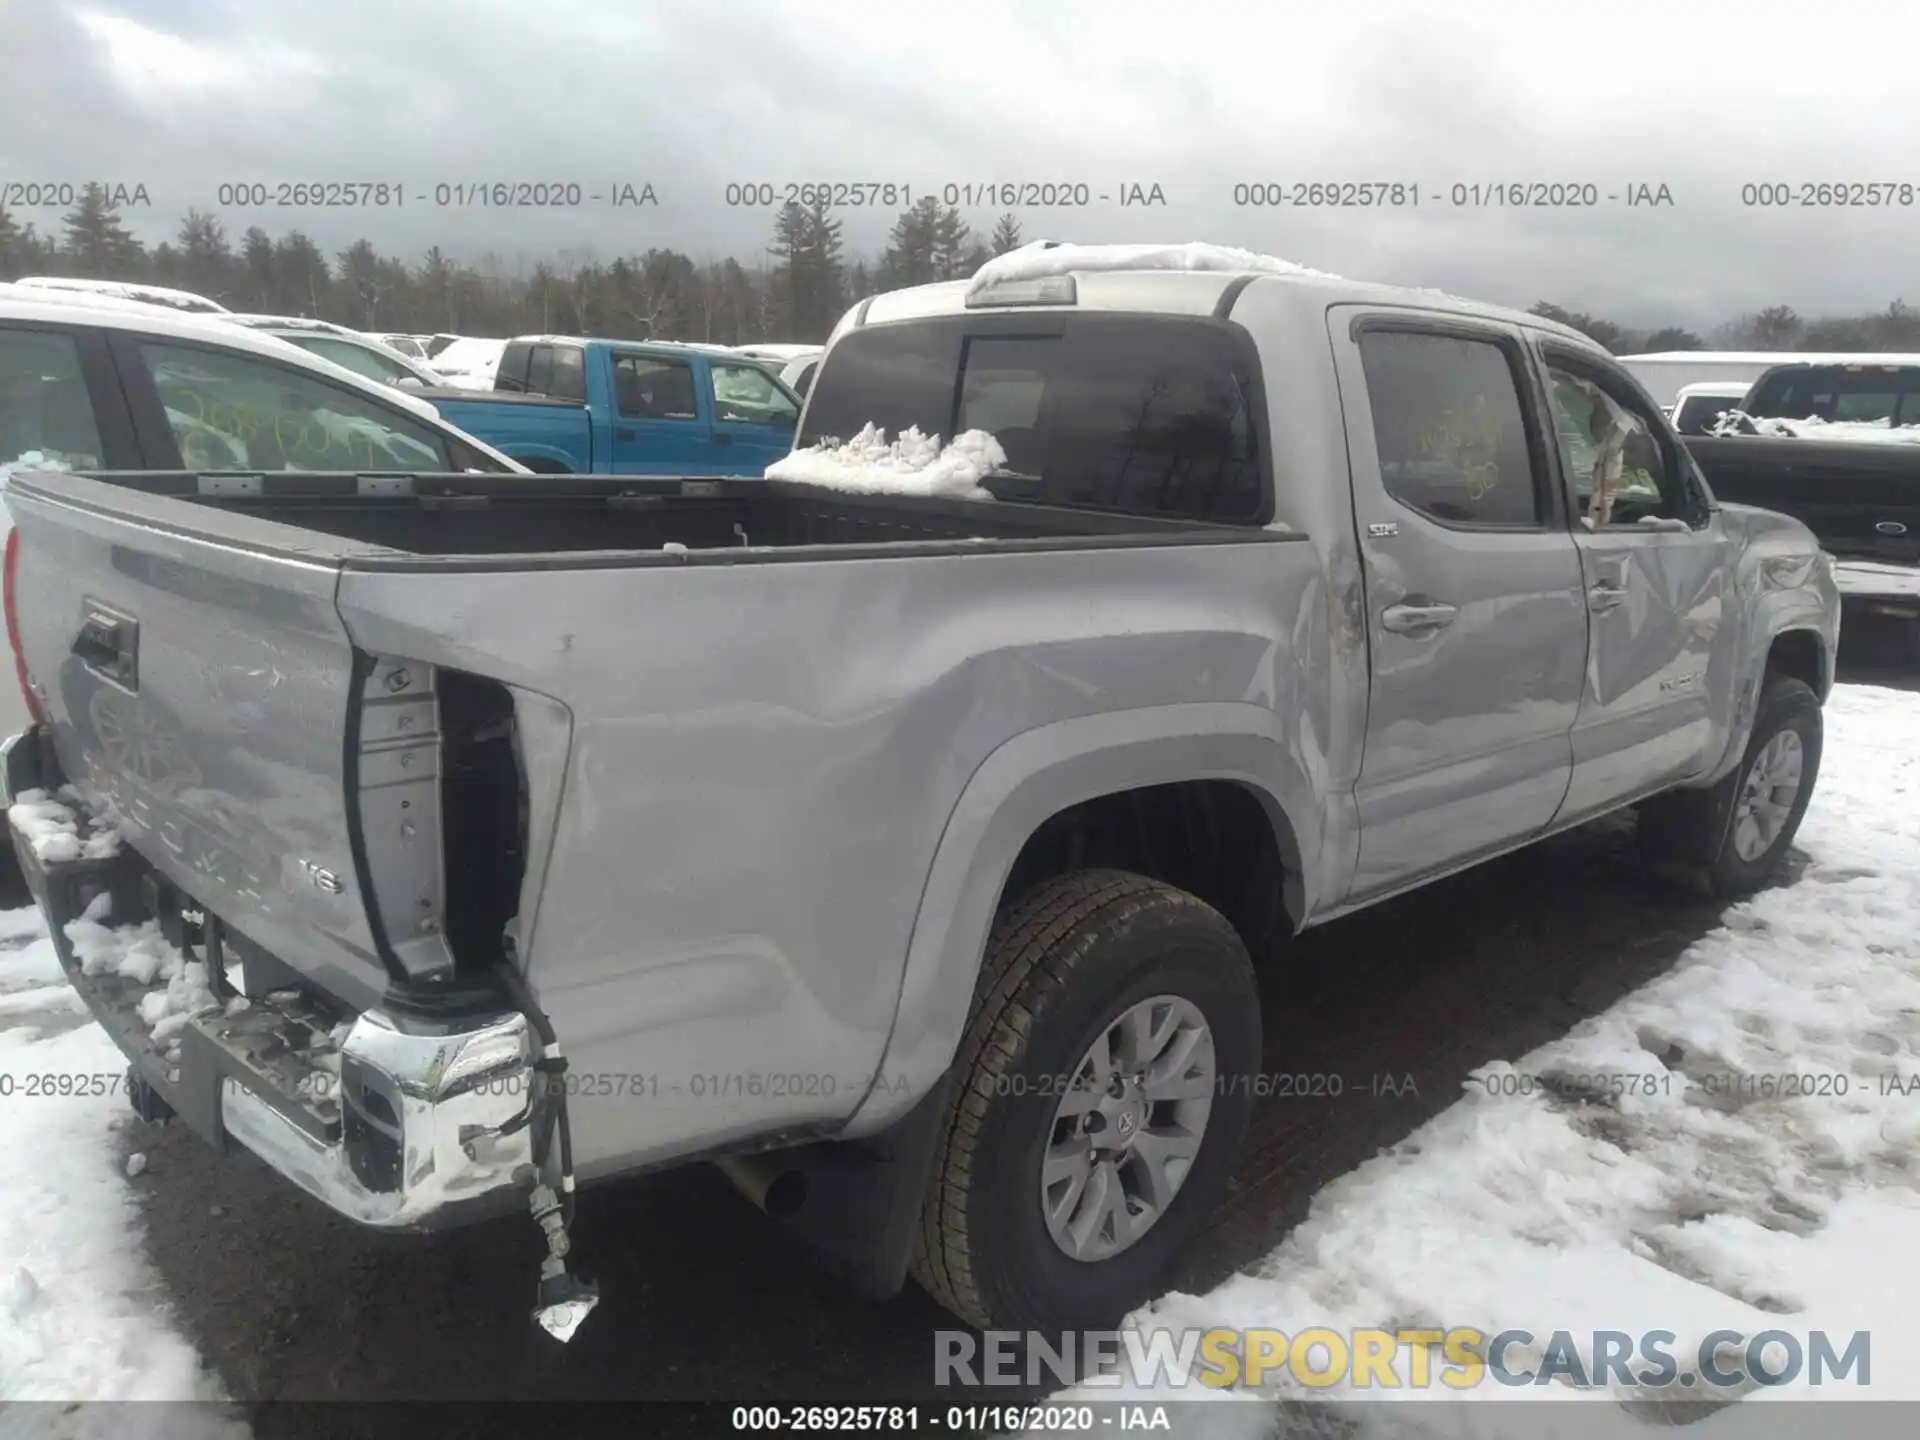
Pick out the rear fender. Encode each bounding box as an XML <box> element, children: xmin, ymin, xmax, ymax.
<box><xmin>842</xmin><ymin>702</ymin><xmax>1319</xmax><ymax>1137</ymax></box>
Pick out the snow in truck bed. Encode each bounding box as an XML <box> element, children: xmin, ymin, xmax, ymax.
<box><xmin>764</xmin><ymin>423</ymin><xmax>1006</xmax><ymax>499</ymax></box>
<box><xmin>1711</xmin><ymin>412</ymin><xmax>1920</xmax><ymax>445</ymax></box>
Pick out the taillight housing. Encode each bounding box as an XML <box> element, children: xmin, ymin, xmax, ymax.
<box><xmin>3</xmin><ymin>526</ymin><xmax>47</xmax><ymax>725</ymax></box>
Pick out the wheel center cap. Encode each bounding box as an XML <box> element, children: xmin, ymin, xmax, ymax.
<box><xmin>1116</xmin><ymin>1110</ymin><xmax>1139</xmax><ymax>1139</ymax></box>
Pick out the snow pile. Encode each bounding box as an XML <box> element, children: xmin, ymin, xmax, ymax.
<box><xmin>0</xmin><ymin>908</ymin><xmax>245</xmax><ymax>1428</ymax></box>
<box><xmin>1051</xmin><ymin>685</ymin><xmax>1920</xmax><ymax>1435</ymax></box>
<box><xmin>968</xmin><ymin>240</ymin><xmax>1343</xmax><ymax>298</ymax></box>
<box><xmin>6</xmin><ymin>790</ymin><xmax>123</xmax><ymax>864</ymax></box>
<box><xmin>1710</xmin><ymin>411</ymin><xmax>1920</xmax><ymax>444</ymax></box>
<box><xmin>765</xmin><ymin>423</ymin><xmax>1006</xmax><ymax>499</ymax></box>
<box><xmin>64</xmin><ymin>896</ymin><xmax>218</xmax><ymax>1044</ymax></box>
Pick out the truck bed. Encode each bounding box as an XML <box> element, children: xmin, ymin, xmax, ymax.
<box><xmin>3</xmin><ymin>465</ymin><xmax>1313</xmax><ymax>1180</ymax></box>
<box><xmin>53</xmin><ymin>471</ymin><xmax>1266</xmax><ymax>567</ymax></box>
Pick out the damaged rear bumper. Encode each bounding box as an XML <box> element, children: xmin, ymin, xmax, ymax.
<box><xmin>4</xmin><ymin>726</ymin><xmax>541</xmax><ymax>1231</ymax></box>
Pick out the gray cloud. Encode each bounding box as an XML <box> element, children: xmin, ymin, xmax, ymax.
<box><xmin>3</xmin><ymin>0</ymin><xmax>1916</xmax><ymax>329</ymax></box>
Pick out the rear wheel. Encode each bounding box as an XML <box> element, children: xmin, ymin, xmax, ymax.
<box><xmin>911</xmin><ymin>869</ymin><xmax>1260</xmax><ymax>1333</ymax></box>
<box><xmin>1638</xmin><ymin>674</ymin><xmax>1822</xmax><ymax>896</ymax></box>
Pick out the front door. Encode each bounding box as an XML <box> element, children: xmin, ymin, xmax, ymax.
<box><xmin>706</xmin><ymin>360</ymin><xmax>800</xmax><ymax>475</ymax></box>
<box><xmin>1536</xmin><ymin>347</ymin><xmax>1732</xmax><ymax>819</ymax></box>
<box><xmin>1333</xmin><ymin>312</ymin><xmax>1591</xmax><ymax>901</ymax></box>
<box><xmin>607</xmin><ymin>351</ymin><xmax>709</xmax><ymax>475</ymax></box>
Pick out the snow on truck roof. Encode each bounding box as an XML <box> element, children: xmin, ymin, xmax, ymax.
<box><xmin>847</xmin><ymin>240</ymin><xmax>1594</xmax><ymax>345</ymax></box>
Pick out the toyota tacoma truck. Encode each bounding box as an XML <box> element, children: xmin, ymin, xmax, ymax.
<box><xmin>1685</xmin><ymin>359</ymin><xmax>1920</xmax><ymax>661</ymax></box>
<box><xmin>2</xmin><ymin>246</ymin><xmax>1840</xmax><ymax>1341</ymax></box>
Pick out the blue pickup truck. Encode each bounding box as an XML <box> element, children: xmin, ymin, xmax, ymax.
<box><xmin>425</xmin><ymin>336</ymin><xmax>801</xmax><ymax>474</ymax></box>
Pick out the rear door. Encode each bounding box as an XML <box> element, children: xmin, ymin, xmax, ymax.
<box><xmin>606</xmin><ymin>349</ymin><xmax>710</xmax><ymax>474</ymax></box>
<box><xmin>706</xmin><ymin>359</ymin><xmax>800</xmax><ymax>475</ymax></box>
<box><xmin>1332</xmin><ymin>311</ymin><xmax>1590</xmax><ymax>901</ymax></box>
<box><xmin>1536</xmin><ymin>344</ymin><xmax>1732</xmax><ymax>817</ymax></box>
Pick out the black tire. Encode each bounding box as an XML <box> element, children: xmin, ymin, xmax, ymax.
<box><xmin>911</xmin><ymin>869</ymin><xmax>1260</xmax><ymax>1333</ymax></box>
<box><xmin>1638</xmin><ymin>675</ymin><xmax>1822</xmax><ymax>897</ymax></box>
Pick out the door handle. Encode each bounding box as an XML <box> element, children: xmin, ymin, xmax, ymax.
<box><xmin>1380</xmin><ymin>602</ymin><xmax>1458</xmax><ymax>635</ymax></box>
<box><xmin>615</xmin><ymin>427</ymin><xmax>635</xmax><ymax>441</ymax></box>
<box><xmin>712</xmin><ymin>433</ymin><xmax>732</xmax><ymax>445</ymax></box>
<box><xmin>73</xmin><ymin>606</ymin><xmax>139</xmax><ymax>688</ymax></box>
<box><xmin>1588</xmin><ymin>581</ymin><xmax>1627</xmax><ymax>612</ymax></box>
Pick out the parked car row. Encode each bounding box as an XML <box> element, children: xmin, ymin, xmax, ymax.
<box><xmin>1</xmin><ymin>245</ymin><xmax>1845</xmax><ymax>1345</ymax></box>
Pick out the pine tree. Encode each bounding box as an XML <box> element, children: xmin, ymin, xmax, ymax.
<box><xmin>418</xmin><ymin>246</ymin><xmax>457</xmax><ymax>329</ymax></box>
<box><xmin>0</xmin><ymin>208</ymin><xmax>19</xmax><ymax>278</ymax></box>
<box><xmin>240</xmin><ymin>227</ymin><xmax>275</xmax><ymax>309</ymax></box>
<box><xmin>881</xmin><ymin>196</ymin><xmax>943</xmax><ymax>288</ymax></box>
<box><xmin>272</xmin><ymin>231</ymin><xmax>330</xmax><ymax>316</ymax></box>
<box><xmin>800</xmin><ymin>196</ymin><xmax>845</xmax><ymax>339</ymax></box>
<box><xmin>930</xmin><ymin>205</ymin><xmax>973</xmax><ymax>282</ymax></box>
<box><xmin>769</xmin><ymin>201</ymin><xmax>810</xmax><ymax>337</ymax></box>
<box><xmin>991</xmin><ymin>213</ymin><xmax>1023</xmax><ymax>256</ymax></box>
<box><xmin>175</xmin><ymin>209</ymin><xmax>233</xmax><ymax>305</ymax></box>
<box><xmin>336</xmin><ymin>239</ymin><xmax>388</xmax><ymax>327</ymax></box>
<box><xmin>60</xmin><ymin>183</ymin><xmax>145</xmax><ymax>277</ymax></box>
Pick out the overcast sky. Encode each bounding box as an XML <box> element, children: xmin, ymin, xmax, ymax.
<box><xmin>3</xmin><ymin>0</ymin><xmax>1916</xmax><ymax>328</ymax></box>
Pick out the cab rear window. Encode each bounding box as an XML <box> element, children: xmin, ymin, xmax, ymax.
<box><xmin>799</xmin><ymin>316</ymin><xmax>1269</xmax><ymax>522</ymax></box>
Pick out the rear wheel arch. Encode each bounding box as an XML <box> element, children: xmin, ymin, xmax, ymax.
<box><xmin>842</xmin><ymin>708</ymin><xmax>1314</xmax><ymax>1139</ymax></box>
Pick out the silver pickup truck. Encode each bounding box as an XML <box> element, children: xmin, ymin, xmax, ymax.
<box><xmin>1</xmin><ymin>258</ymin><xmax>1840</xmax><ymax>1340</ymax></box>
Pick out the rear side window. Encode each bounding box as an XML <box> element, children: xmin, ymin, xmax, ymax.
<box><xmin>799</xmin><ymin>316</ymin><xmax>1266</xmax><ymax>521</ymax></box>
<box><xmin>0</xmin><ymin>328</ymin><xmax>105</xmax><ymax>467</ymax></box>
<box><xmin>136</xmin><ymin>341</ymin><xmax>451</xmax><ymax>471</ymax></box>
<box><xmin>494</xmin><ymin>341</ymin><xmax>532</xmax><ymax>392</ymax></box>
<box><xmin>549</xmin><ymin>345</ymin><xmax>587</xmax><ymax>402</ymax></box>
<box><xmin>1356</xmin><ymin>329</ymin><xmax>1542</xmax><ymax>527</ymax></box>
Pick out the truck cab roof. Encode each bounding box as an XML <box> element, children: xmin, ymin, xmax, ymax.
<box><xmin>845</xmin><ymin>243</ymin><xmax>1597</xmax><ymax>351</ymax></box>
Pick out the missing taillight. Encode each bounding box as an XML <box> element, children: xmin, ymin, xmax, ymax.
<box><xmin>439</xmin><ymin>670</ymin><xmax>526</xmax><ymax>977</ymax></box>
<box><xmin>3</xmin><ymin>527</ymin><xmax>47</xmax><ymax>725</ymax></box>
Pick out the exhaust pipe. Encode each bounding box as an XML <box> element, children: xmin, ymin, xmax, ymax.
<box><xmin>716</xmin><ymin>1153</ymin><xmax>808</xmax><ymax>1218</ymax></box>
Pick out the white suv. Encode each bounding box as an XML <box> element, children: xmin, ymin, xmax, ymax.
<box><xmin>0</xmin><ymin>285</ymin><xmax>522</xmax><ymax>770</ymax></box>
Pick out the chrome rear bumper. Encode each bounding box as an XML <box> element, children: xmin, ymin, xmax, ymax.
<box><xmin>5</xmin><ymin>726</ymin><xmax>541</xmax><ymax>1231</ymax></box>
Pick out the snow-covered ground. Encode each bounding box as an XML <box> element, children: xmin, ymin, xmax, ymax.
<box><xmin>0</xmin><ymin>922</ymin><xmax>248</xmax><ymax>1436</ymax></box>
<box><xmin>2</xmin><ymin>685</ymin><xmax>1914</xmax><ymax>1436</ymax></box>
<box><xmin>1051</xmin><ymin>683</ymin><xmax>1920</xmax><ymax>1435</ymax></box>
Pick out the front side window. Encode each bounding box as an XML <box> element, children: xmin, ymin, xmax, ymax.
<box><xmin>709</xmin><ymin>362</ymin><xmax>798</xmax><ymax>427</ymax></box>
<box><xmin>1544</xmin><ymin>359</ymin><xmax>1682</xmax><ymax>526</ymax></box>
<box><xmin>613</xmin><ymin>355</ymin><xmax>699</xmax><ymax>419</ymax></box>
<box><xmin>799</xmin><ymin>316</ymin><xmax>1265</xmax><ymax>521</ymax></box>
<box><xmin>1356</xmin><ymin>329</ymin><xmax>1542</xmax><ymax>527</ymax></box>
<box><xmin>0</xmin><ymin>328</ymin><xmax>105</xmax><ymax>467</ymax></box>
<box><xmin>137</xmin><ymin>341</ymin><xmax>451</xmax><ymax>471</ymax></box>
